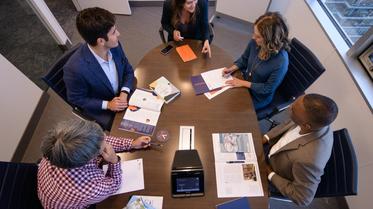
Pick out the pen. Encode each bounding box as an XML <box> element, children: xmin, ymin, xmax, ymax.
<box><xmin>222</xmin><ymin>71</ymin><xmax>232</xmax><ymax>78</ymax></box>
<box><xmin>142</xmin><ymin>142</ymin><xmax>163</xmax><ymax>147</ymax></box>
<box><xmin>189</xmin><ymin>129</ymin><xmax>192</xmax><ymax>150</ymax></box>
<box><xmin>226</xmin><ymin>161</ymin><xmax>245</xmax><ymax>164</ymax></box>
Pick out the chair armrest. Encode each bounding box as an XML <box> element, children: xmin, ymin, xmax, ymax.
<box><xmin>159</xmin><ymin>26</ymin><xmax>166</xmax><ymax>44</ymax></box>
<box><xmin>72</xmin><ymin>107</ymin><xmax>95</xmax><ymax>122</ymax></box>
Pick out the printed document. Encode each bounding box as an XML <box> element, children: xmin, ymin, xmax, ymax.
<box><xmin>212</xmin><ymin>133</ymin><xmax>264</xmax><ymax>197</ymax></box>
<box><xmin>119</xmin><ymin>89</ymin><xmax>164</xmax><ymax>135</ymax></box>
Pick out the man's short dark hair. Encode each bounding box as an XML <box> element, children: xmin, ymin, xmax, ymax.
<box><xmin>41</xmin><ymin>120</ymin><xmax>104</xmax><ymax>169</ymax></box>
<box><xmin>76</xmin><ymin>7</ymin><xmax>116</xmax><ymax>46</ymax></box>
<box><xmin>303</xmin><ymin>94</ymin><xmax>339</xmax><ymax>127</ymax></box>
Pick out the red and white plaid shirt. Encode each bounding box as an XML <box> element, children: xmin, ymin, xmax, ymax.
<box><xmin>38</xmin><ymin>135</ymin><xmax>133</xmax><ymax>209</ymax></box>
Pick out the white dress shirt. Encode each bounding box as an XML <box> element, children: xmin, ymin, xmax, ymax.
<box><xmin>267</xmin><ymin>125</ymin><xmax>310</xmax><ymax>180</ymax></box>
<box><xmin>88</xmin><ymin>45</ymin><xmax>129</xmax><ymax>109</ymax></box>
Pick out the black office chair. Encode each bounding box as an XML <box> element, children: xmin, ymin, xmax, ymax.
<box><xmin>0</xmin><ymin>161</ymin><xmax>43</xmax><ymax>209</ymax></box>
<box><xmin>158</xmin><ymin>22</ymin><xmax>215</xmax><ymax>44</ymax></box>
<box><xmin>315</xmin><ymin>128</ymin><xmax>358</xmax><ymax>197</ymax></box>
<box><xmin>256</xmin><ymin>38</ymin><xmax>326</xmax><ymax>128</ymax></box>
<box><xmin>42</xmin><ymin>43</ymin><xmax>93</xmax><ymax>122</ymax></box>
<box><xmin>270</xmin><ymin>128</ymin><xmax>358</xmax><ymax>202</ymax></box>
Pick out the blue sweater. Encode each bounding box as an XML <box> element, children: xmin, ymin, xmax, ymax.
<box><xmin>161</xmin><ymin>0</ymin><xmax>210</xmax><ymax>42</ymax></box>
<box><xmin>234</xmin><ymin>40</ymin><xmax>289</xmax><ymax>110</ymax></box>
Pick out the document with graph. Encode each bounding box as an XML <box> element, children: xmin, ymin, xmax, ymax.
<box><xmin>212</xmin><ymin>133</ymin><xmax>264</xmax><ymax>197</ymax></box>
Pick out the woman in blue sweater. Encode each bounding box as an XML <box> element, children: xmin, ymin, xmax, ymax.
<box><xmin>223</xmin><ymin>12</ymin><xmax>290</xmax><ymax>110</ymax></box>
<box><xmin>161</xmin><ymin>0</ymin><xmax>211</xmax><ymax>57</ymax></box>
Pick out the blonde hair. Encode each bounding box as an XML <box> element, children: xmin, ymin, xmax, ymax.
<box><xmin>255</xmin><ymin>12</ymin><xmax>290</xmax><ymax>60</ymax></box>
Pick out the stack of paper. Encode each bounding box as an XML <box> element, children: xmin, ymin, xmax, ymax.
<box><xmin>191</xmin><ymin>68</ymin><xmax>232</xmax><ymax>99</ymax></box>
<box><xmin>149</xmin><ymin>76</ymin><xmax>181</xmax><ymax>104</ymax></box>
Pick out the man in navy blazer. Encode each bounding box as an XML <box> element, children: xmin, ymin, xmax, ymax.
<box><xmin>64</xmin><ymin>7</ymin><xmax>134</xmax><ymax>130</ymax></box>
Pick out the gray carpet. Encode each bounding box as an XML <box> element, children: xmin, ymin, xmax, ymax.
<box><xmin>12</xmin><ymin>1</ymin><xmax>345</xmax><ymax>209</ymax></box>
<box><xmin>0</xmin><ymin>0</ymin><xmax>64</xmax><ymax>89</ymax></box>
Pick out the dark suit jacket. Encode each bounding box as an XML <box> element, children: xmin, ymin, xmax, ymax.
<box><xmin>63</xmin><ymin>42</ymin><xmax>134</xmax><ymax>130</ymax></box>
<box><xmin>266</xmin><ymin>120</ymin><xmax>333</xmax><ymax>206</ymax></box>
<box><xmin>161</xmin><ymin>0</ymin><xmax>210</xmax><ymax>42</ymax></box>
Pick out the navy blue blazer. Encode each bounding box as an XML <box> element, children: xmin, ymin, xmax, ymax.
<box><xmin>235</xmin><ymin>40</ymin><xmax>289</xmax><ymax>110</ymax></box>
<box><xmin>161</xmin><ymin>0</ymin><xmax>210</xmax><ymax>42</ymax></box>
<box><xmin>63</xmin><ymin>42</ymin><xmax>135</xmax><ymax>129</ymax></box>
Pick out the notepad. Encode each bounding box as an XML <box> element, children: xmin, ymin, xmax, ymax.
<box><xmin>176</xmin><ymin>45</ymin><xmax>197</xmax><ymax>62</ymax></box>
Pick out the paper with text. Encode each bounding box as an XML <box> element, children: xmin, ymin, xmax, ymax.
<box><xmin>212</xmin><ymin>133</ymin><xmax>264</xmax><ymax>197</ymax></box>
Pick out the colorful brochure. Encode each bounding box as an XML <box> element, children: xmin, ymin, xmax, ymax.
<box><xmin>149</xmin><ymin>76</ymin><xmax>180</xmax><ymax>104</ymax></box>
<box><xmin>119</xmin><ymin>89</ymin><xmax>164</xmax><ymax>135</ymax></box>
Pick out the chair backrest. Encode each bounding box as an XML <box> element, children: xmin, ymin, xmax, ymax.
<box><xmin>277</xmin><ymin>38</ymin><xmax>326</xmax><ymax>101</ymax></box>
<box><xmin>315</xmin><ymin>128</ymin><xmax>358</xmax><ymax>197</ymax></box>
<box><xmin>0</xmin><ymin>161</ymin><xmax>43</xmax><ymax>209</ymax></box>
<box><xmin>42</xmin><ymin>43</ymin><xmax>82</xmax><ymax>104</ymax></box>
<box><xmin>159</xmin><ymin>23</ymin><xmax>214</xmax><ymax>44</ymax></box>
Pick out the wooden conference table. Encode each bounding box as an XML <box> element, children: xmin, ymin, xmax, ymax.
<box><xmin>98</xmin><ymin>40</ymin><xmax>269</xmax><ymax>209</ymax></box>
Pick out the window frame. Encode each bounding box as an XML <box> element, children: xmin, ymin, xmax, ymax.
<box><xmin>305</xmin><ymin>0</ymin><xmax>373</xmax><ymax>112</ymax></box>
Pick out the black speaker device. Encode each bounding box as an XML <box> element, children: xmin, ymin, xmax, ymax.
<box><xmin>171</xmin><ymin>149</ymin><xmax>204</xmax><ymax>197</ymax></box>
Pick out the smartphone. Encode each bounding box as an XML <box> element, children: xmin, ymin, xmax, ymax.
<box><xmin>161</xmin><ymin>45</ymin><xmax>173</xmax><ymax>55</ymax></box>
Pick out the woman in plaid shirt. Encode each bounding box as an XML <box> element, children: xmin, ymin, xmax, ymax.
<box><xmin>37</xmin><ymin>120</ymin><xmax>151</xmax><ymax>209</ymax></box>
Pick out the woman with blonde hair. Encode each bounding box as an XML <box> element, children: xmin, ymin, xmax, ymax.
<box><xmin>223</xmin><ymin>12</ymin><xmax>290</xmax><ymax>110</ymax></box>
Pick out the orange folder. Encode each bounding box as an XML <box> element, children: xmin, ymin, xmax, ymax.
<box><xmin>176</xmin><ymin>44</ymin><xmax>197</xmax><ymax>62</ymax></box>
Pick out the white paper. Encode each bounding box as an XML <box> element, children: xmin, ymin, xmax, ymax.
<box><xmin>204</xmin><ymin>85</ymin><xmax>232</xmax><ymax>100</ymax></box>
<box><xmin>123</xmin><ymin>108</ymin><xmax>160</xmax><ymax>126</ymax></box>
<box><xmin>201</xmin><ymin>68</ymin><xmax>232</xmax><ymax>90</ymax></box>
<box><xmin>179</xmin><ymin>126</ymin><xmax>195</xmax><ymax>150</ymax></box>
<box><xmin>129</xmin><ymin>89</ymin><xmax>164</xmax><ymax>111</ymax></box>
<box><xmin>212</xmin><ymin>133</ymin><xmax>264</xmax><ymax>197</ymax></box>
<box><xmin>103</xmin><ymin>158</ymin><xmax>144</xmax><ymax>195</ymax></box>
<box><xmin>150</xmin><ymin>76</ymin><xmax>180</xmax><ymax>104</ymax></box>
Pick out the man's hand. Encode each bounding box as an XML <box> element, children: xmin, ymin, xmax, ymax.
<box><xmin>265</xmin><ymin>162</ymin><xmax>274</xmax><ymax>176</ymax></box>
<box><xmin>202</xmin><ymin>40</ymin><xmax>211</xmax><ymax>58</ymax></box>
<box><xmin>225</xmin><ymin>77</ymin><xmax>251</xmax><ymax>88</ymax></box>
<box><xmin>101</xmin><ymin>142</ymin><xmax>119</xmax><ymax>164</ymax></box>
<box><xmin>131</xmin><ymin>136</ymin><xmax>152</xmax><ymax>149</ymax></box>
<box><xmin>108</xmin><ymin>97</ymin><xmax>127</xmax><ymax>112</ymax></box>
<box><xmin>173</xmin><ymin>30</ymin><xmax>184</xmax><ymax>41</ymax></box>
<box><xmin>262</xmin><ymin>135</ymin><xmax>269</xmax><ymax>145</ymax></box>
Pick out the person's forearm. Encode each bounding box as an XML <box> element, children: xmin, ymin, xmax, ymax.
<box><xmin>104</xmin><ymin>135</ymin><xmax>133</xmax><ymax>152</ymax></box>
<box><xmin>229</xmin><ymin>64</ymin><xmax>239</xmax><ymax>72</ymax></box>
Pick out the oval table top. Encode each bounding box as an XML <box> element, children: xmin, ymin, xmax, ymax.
<box><xmin>99</xmin><ymin>40</ymin><xmax>268</xmax><ymax>209</ymax></box>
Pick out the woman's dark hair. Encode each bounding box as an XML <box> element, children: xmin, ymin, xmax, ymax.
<box><xmin>171</xmin><ymin>0</ymin><xmax>198</xmax><ymax>28</ymax></box>
<box><xmin>41</xmin><ymin>120</ymin><xmax>104</xmax><ymax>169</ymax></box>
<box><xmin>76</xmin><ymin>7</ymin><xmax>116</xmax><ymax>46</ymax></box>
<box><xmin>254</xmin><ymin>12</ymin><xmax>290</xmax><ymax>60</ymax></box>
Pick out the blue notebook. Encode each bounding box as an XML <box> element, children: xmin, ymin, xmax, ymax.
<box><xmin>216</xmin><ymin>197</ymin><xmax>251</xmax><ymax>209</ymax></box>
